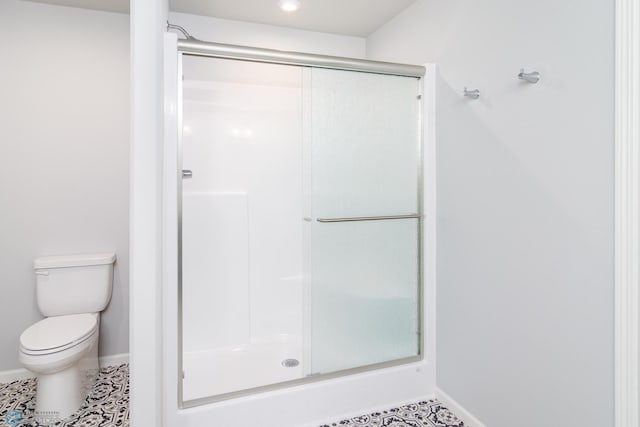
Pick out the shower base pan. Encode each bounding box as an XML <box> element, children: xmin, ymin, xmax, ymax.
<box><xmin>182</xmin><ymin>334</ymin><xmax>303</xmax><ymax>401</ymax></box>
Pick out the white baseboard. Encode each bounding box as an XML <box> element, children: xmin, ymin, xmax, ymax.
<box><xmin>435</xmin><ymin>387</ymin><xmax>487</xmax><ymax>427</ymax></box>
<box><xmin>0</xmin><ymin>368</ymin><xmax>35</xmax><ymax>384</ymax></box>
<box><xmin>0</xmin><ymin>353</ymin><xmax>129</xmax><ymax>384</ymax></box>
<box><xmin>98</xmin><ymin>353</ymin><xmax>129</xmax><ymax>368</ymax></box>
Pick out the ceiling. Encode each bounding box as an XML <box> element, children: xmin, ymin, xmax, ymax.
<box><xmin>25</xmin><ymin>0</ymin><xmax>416</xmax><ymax>37</ymax></box>
<box><xmin>169</xmin><ymin>0</ymin><xmax>416</xmax><ymax>37</ymax></box>
<box><xmin>26</xmin><ymin>0</ymin><xmax>129</xmax><ymax>14</ymax></box>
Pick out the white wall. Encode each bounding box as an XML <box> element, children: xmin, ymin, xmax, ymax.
<box><xmin>168</xmin><ymin>12</ymin><xmax>366</xmax><ymax>58</ymax></box>
<box><xmin>0</xmin><ymin>0</ymin><xmax>129</xmax><ymax>371</ymax></box>
<box><xmin>367</xmin><ymin>1</ymin><xmax>614</xmax><ymax>427</ymax></box>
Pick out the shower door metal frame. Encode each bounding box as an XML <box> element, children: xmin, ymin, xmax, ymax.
<box><xmin>177</xmin><ymin>39</ymin><xmax>425</xmax><ymax>77</ymax></box>
<box><xmin>176</xmin><ymin>39</ymin><xmax>426</xmax><ymax>408</ymax></box>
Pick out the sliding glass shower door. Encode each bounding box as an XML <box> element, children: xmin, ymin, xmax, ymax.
<box><xmin>180</xmin><ymin>57</ymin><xmax>304</xmax><ymax>402</ymax></box>
<box><xmin>179</xmin><ymin>54</ymin><xmax>423</xmax><ymax>405</ymax></box>
<box><xmin>305</xmin><ymin>68</ymin><xmax>421</xmax><ymax>375</ymax></box>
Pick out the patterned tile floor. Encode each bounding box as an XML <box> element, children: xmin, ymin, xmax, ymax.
<box><xmin>319</xmin><ymin>400</ymin><xmax>465</xmax><ymax>427</ymax></box>
<box><xmin>1</xmin><ymin>364</ymin><xmax>463</xmax><ymax>427</ymax></box>
<box><xmin>0</xmin><ymin>364</ymin><xmax>129</xmax><ymax>427</ymax></box>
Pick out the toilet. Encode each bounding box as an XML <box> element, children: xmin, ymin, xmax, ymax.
<box><xmin>18</xmin><ymin>253</ymin><xmax>116</xmax><ymax>423</ymax></box>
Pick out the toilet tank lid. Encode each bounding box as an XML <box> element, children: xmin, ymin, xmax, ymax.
<box><xmin>34</xmin><ymin>253</ymin><xmax>116</xmax><ymax>269</ymax></box>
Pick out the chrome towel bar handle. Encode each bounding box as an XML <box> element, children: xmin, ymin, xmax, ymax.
<box><xmin>316</xmin><ymin>214</ymin><xmax>421</xmax><ymax>223</ymax></box>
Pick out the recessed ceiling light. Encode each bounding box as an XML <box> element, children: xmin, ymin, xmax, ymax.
<box><xmin>278</xmin><ymin>0</ymin><xmax>301</xmax><ymax>12</ymax></box>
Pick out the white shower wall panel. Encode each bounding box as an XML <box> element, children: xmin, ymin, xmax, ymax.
<box><xmin>182</xmin><ymin>57</ymin><xmax>304</xmax><ymax>351</ymax></box>
<box><xmin>182</xmin><ymin>192</ymin><xmax>250</xmax><ymax>352</ymax></box>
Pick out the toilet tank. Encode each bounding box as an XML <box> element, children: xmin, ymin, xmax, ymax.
<box><xmin>33</xmin><ymin>253</ymin><xmax>116</xmax><ymax>317</ymax></box>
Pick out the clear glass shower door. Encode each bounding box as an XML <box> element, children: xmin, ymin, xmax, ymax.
<box><xmin>305</xmin><ymin>68</ymin><xmax>422</xmax><ymax>375</ymax></box>
<box><xmin>180</xmin><ymin>56</ymin><xmax>305</xmax><ymax>401</ymax></box>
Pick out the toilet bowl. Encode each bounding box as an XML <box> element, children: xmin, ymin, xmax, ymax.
<box><xmin>19</xmin><ymin>253</ymin><xmax>115</xmax><ymax>423</ymax></box>
<box><xmin>19</xmin><ymin>313</ymin><xmax>99</xmax><ymax>422</ymax></box>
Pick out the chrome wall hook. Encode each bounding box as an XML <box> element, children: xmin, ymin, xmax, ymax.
<box><xmin>518</xmin><ymin>69</ymin><xmax>540</xmax><ymax>84</ymax></box>
<box><xmin>463</xmin><ymin>87</ymin><xmax>480</xmax><ymax>99</ymax></box>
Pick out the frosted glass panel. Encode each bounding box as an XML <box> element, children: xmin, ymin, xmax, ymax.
<box><xmin>310</xmin><ymin>219</ymin><xmax>419</xmax><ymax>374</ymax></box>
<box><xmin>307</xmin><ymin>68</ymin><xmax>421</xmax><ymax>375</ymax></box>
<box><xmin>311</xmin><ymin>68</ymin><xmax>420</xmax><ymax>218</ymax></box>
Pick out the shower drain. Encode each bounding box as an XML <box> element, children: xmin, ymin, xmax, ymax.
<box><xmin>281</xmin><ymin>358</ymin><xmax>300</xmax><ymax>368</ymax></box>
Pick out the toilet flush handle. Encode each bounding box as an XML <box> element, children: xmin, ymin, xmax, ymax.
<box><xmin>35</xmin><ymin>270</ymin><xmax>49</xmax><ymax>276</ymax></box>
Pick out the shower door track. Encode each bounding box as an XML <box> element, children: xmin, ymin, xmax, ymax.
<box><xmin>177</xmin><ymin>38</ymin><xmax>425</xmax><ymax>78</ymax></box>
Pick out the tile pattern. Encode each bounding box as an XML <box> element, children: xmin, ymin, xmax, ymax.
<box><xmin>0</xmin><ymin>364</ymin><xmax>129</xmax><ymax>427</ymax></box>
<box><xmin>1</xmin><ymin>366</ymin><xmax>461</xmax><ymax>427</ymax></box>
<box><xmin>320</xmin><ymin>400</ymin><xmax>465</xmax><ymax>427</ymax></box>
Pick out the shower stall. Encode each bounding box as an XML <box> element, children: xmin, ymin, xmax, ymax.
<box><xmin>162</xmin><ymin>34</ymin><xmax>436</xmax><ymax>423</ymax></box>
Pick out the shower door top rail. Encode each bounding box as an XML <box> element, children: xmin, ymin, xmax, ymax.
<box><xmin>177</xmin><ymin>38</ymin><xmax>426</xmax><ymax>78</ymax></box>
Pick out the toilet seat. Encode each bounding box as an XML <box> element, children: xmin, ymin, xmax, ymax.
<box><xmin>20</xmin><ymin>313</ymin><xmax>98</xmax><ymax>355</ymax></box>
